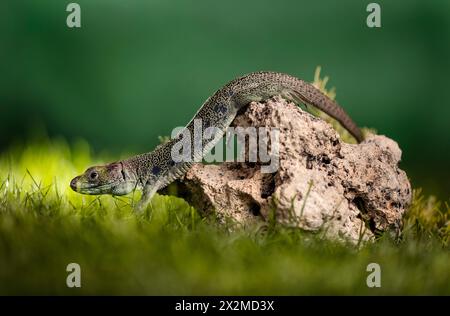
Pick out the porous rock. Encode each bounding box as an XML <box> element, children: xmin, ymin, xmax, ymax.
<box><xmin>173</xmin><ymin>96</ymin><xmax>411</xmax><ymax>243</ymax></box>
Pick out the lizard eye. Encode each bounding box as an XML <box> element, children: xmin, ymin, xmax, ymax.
<box><xmin>89</xmin><ymin>171</ymin><xmax>99</xmax><ymax>181</ymax></box>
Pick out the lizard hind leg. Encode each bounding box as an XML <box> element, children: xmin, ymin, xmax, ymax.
<box><xmin>282</xmin><ymin>90</ymin><xmax>308</xmax><ymax>108</ymax></box>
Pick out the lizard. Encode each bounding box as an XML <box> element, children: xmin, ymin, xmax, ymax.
<box><xmin>70</xmin><ymin>71</ymin><xmax>364</xmax><ymax>210</ymax></box>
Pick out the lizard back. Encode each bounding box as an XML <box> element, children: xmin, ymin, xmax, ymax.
<box><xmin>126</xmin><ymin>71</ymin><xmax>363</xmax><ymax>192</ymax></box>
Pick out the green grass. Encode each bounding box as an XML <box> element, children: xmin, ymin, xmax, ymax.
<box><xmin>0</xmin><ymin>137</ymin><xmax>448</xmax><ymax>295</ymax></box>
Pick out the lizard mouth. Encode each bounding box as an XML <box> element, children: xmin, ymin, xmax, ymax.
<box><xmin>78</xmin><ymin>183</ymin><xmax>117</xmax><ymax>195</ymax></box>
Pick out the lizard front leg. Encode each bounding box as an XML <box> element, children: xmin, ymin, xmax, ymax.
<box><xmin>136</xmin><ymin>183</ymin><xmax>158</xmax><ymax>212</ymax></box>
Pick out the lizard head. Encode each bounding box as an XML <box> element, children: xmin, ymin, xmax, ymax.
<box><xmin>70</xmin><ymin>162</ymin><xmax>136</xmax><ymax>196</ymax></box>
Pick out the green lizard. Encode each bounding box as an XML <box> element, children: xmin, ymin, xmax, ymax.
<box><xmin>70</xmin><ymin>71</ymin><xmax>363</xmax><ymax>210</ymax></box>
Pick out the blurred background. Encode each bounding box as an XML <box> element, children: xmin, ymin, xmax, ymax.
<box><xmin>1</xmin><ymin>0</ymin><xmax>449</xmax><ymax>198</ymax></box>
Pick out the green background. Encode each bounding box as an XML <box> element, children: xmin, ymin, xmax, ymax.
<box><xmin>1</xmin><ymin>0</ymin><xmax>449</xmax><ymax>197</ymax></box>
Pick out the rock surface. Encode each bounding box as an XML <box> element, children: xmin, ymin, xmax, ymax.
<box><xmin>173</xmin><ymin>96</ymin><xmax>412</xmax><ymax>243</ymax></box>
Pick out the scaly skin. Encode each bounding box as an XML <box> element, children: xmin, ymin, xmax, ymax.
<box><xmin>70</xmin><ymin>71</ymin><xmax>364</xmax><ymax>210</ymax></box>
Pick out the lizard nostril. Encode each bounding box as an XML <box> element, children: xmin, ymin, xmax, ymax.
<box><xmin>70</xmin><ymin>177</ymin><xmax>78</xmax><ymax>191</ymax></box>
